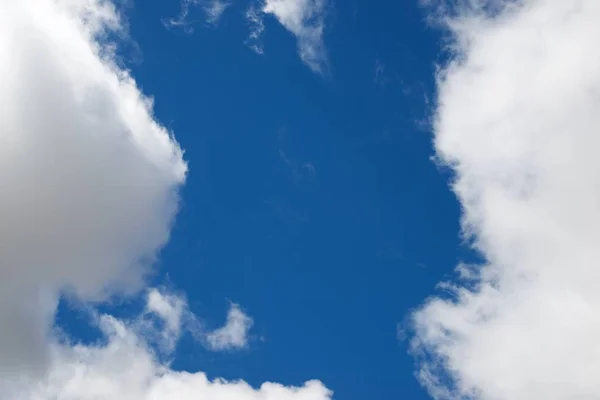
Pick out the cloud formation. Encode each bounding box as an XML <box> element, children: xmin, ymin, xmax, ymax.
<box><xmin>246</xmin><ymin>5</ymin><xmax>266</xmax><ymax>54</ymax></box>
<box><xmin>164</xmin><ymin>0</ymin><xmax>230</xmax><ymax>32</ymax></box>
<box><xmin>0</xmin><ymin>1</ymin><xmax>331</xmax><ymax>399</ymax></box>
<box><xmin>26</xmin><ymin>294</ymin><xmax>330</xmax><ymax>400</ymax></box>
<box><xmin>204</xmin><ymin>0</ymin><xmax>231</xmax><ymax>25</ymax></box>
<box><xmin>0</xmin><ymin>0</ymin><xmax>186</xmax><ymax>381</ymax></box>
<box><xmin>411</xmin><ymin>1</ymin><xmax>600</xmax><ymax>399</ymax></box>
<box><xmin>144</xmin><ymin>290</ymin><xmax>254</xmax><ymax>353</ymax></box>
<box><xmin>247</xmin><ymin>0</ymin><xmax>329</xmax><ymax>74</ymax></box>
<box><xmin>143</xmin><ymin>289</ymin><xmax>191</xmax><ymax>353</ymax></box>
<box><xmin>205</xmin><ymin>303</ymin><xmax>254</xmax><ymax>351</ymax></box>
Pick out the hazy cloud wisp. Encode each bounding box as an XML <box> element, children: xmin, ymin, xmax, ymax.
<box><xmin>164</xmin><ymin>0</ymin><xmax>230</xmax><ymax>31</ymax></box>
<box><xmin>246</xmin><ymin>0</ymin><xmax>329</xmax><ymax>74</ymax></box>
<box><xmin>205</xmin><ymin>303</ymin><xmax>254</xmax><ymax>351</ymax></box>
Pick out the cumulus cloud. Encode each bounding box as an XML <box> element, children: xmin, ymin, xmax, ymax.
<box><xmin>411</xmin><ymin>1</ymin><xmax>600</xmax><ymax>399</ymax></box>
<box><xmin>205</xmin><ymin>303</ymin><xmax>254</xmax><ymax>351</ymax></box>
<box><xmin>24</xmin><ymin>296</ymin><xmax>331</xmax><ymax>400</ymax></box>
<box><xmin>0</xmin><ymin>0</ymin><xmax>186</xmax><ymax>380</ymax></box>
<box><xmin>0</xmin><ymin>1</ymin><xmax>330</xmax><ymax>399</ymax></box>
<box><xmin>247</xmin><ymin>0</ymin><xmax>329</xmax><ymax>74</ymax></box>
<box><xmin>144</xmin><ymin>290</ymin><xmax>254</xmax><ymax>353</ymax></box>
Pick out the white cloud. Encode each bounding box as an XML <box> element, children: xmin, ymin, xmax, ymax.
<box><xmin>204</xmin><ymin>0</ymin><xmax>231</xmax><ymax>25</ymax></box>
<box><xmin>146</xmin><ymin>289</ymin><xmax>186</xmax><ymax>335</ymax></box>
<box><xmin>247</xmin><ymin>0</ymin><xmax>328</xmax><ymax>74</ymax></box>
<box><xmin>205</xmin><ymin>303</ymin><xmax>254</xmax><ymax>351</ymax></box>
<box><xmin>246</xmin><ymin>5</ymin><xmax>265</xmax><ymax>54</ymax></box>
<box><xmin>144</xmin><ymin>290</ymin><xmax>253</xmax><ymax>354</ymax></box>
<box><xmin>411</xmin><ymin>1</ymin><xmax>600</xmax><ymax>399</ymax></box>
<box><xmin>164</xmin><ymin>0</ymin><xmax>230</xmax><ymax>32</ymax></box>
<box><xmin>142</xmin><ymin>288</ymin><xmax>191</xmax><ymax>353</ymax></box>
<box><xmin>0</xmin><ymin>1</ymin><xmax>331</xmax><ymax>399</ymax></box>
<box><xmin>24</xmin><ymin>298</ymin><xmax>331</xmax><ymax>400</ymax></box>
<box><xmin>0</xmin><ymin>0</ymin><xmax>186</xmax><ymax>380</ymax></box>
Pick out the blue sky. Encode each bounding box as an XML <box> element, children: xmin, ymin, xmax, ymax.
<box><xmin>108</xmin><ymin>1</ymin><xmax>461</xmax><ymax>398</ymax></box>
<box><xmin>4</xmin><ymin>0</ymin><xmax>600</xmax><ymax>399</ymax></box>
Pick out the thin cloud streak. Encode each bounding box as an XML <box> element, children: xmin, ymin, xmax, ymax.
<box><xmin>164</xmin><ymin>0</ymin><xmax>230</xmax><ymax>32</ymax></box>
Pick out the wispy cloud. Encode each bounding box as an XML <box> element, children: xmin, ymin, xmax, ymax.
<box><xmin>204</xmin><ymin>0</ymin><xmax>231</xmax><ymax>25</ymax></box>
<box><xmin>143</xmin><ymin>288</ymin><xmax>189</xmax><ymax>352</ymax></box>
<box><xmin>277</xmin><ymin>129</ymin><xmax>316</xmax><ymax>181</ymax></box>
<box><xmin>164</xmin><ymin>0</ymin><xmax>231</xmax><ymax>32</ymax></box>
<box><xmin>204</xmin><ymin>303</ymin><xmax>254</xmax><ymax>351</ymax></box>
<box><xmin>245</xmin><ymin>5</ymin><xmax>265</xmax><ymax>54</ymax></box>
<box><xmin>279</xmin><ymin>149</ymin><xmax>316</xmax><ymax>181</ymax></box>
<box><xmin>245</xmin><ymin>0</ymin><xmax>329</xmax><ymax>74</ymax></box>
<box><xmin>142</xmin><ymin>290</ymin><xmax>254</xmax><ymax>354</ymax></box>
<box><xmin>374</xmin><ymin>60</ymin><xmax>385</xmax><ymax>82</ymax></box>
<box><xmin>411</xmin><ymin>1</ymin><xmax>600</xmax><ymax>399</ymax></box>
<box><xmin>0</xmin><ymin>1</ymin><xmax>331</xmax><ymax>399</ymax></box>
<box><xmin>374</xmin><ymin>59</ymin><xmax>388</xmax><ymax>86</ymax></box>
<box><xmin>36</xmin><ymin>291</ymin><xmax>328</xmax><ymax>399</ymax></box>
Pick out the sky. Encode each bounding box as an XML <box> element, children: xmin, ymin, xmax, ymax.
<box><xmin>2</xmin><ymin>0</ymin><xmax>600</xmax><ymax>399</ymax></box>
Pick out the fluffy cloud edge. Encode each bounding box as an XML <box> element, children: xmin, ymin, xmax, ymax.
<box><xmin>204</xmin><ymin>303</ymin><xmax>254</xmax><ymax>351</ymax></box>
<box><xmin>0</xmin><ymin>1</ymin><xmax>331</xmax><ymax>399</ymax></box>
<box><xmin>411</xmin><ymin>1</ymin><xmax>600</xmax><ymax>399</ymax></box>
<box><xmin>245</xmin><ymin>0</ymin><xmax>329</xmax><ymax>74</ymax></box>
<box><xmin>29</xmin><ymin>291</ymin><xmax>331</xmax><ymax>400</ymax></box>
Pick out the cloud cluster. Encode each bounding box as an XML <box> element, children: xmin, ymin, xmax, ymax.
<box><xmin>247</xmin><ymin>0</ymin><xmax>329</xmax><ymax>74</ymax></box>
<box><xmin>411</xmin><ymin>1</ymin><xmax>600</xmax><ymax>399</ymax></box>
<box><xmin>142</xmin><ymin>289</ymin><xmax>253</xmax><ymax>353</ymax></box>
<box><xmin>0</xmin><ymin>1</ymin><xmax>331</xmax><ymax>399</ymax></box>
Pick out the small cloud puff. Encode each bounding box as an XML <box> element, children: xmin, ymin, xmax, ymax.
<box><xmin>246</xmin><ymin>0</ymin><xmax>329</xmax><ymax>74</ymax></box>
<box><xmin>205</xmin><ymin>303</ymin><xmax>254</xmax><ymax>351</ymax></box>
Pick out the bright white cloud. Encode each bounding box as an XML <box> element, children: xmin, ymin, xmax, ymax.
<box><xmin>24</xmin><ymin>297</ymin><xmax>331</xmax><ymax>400</ymax></box>
<box><xmin>0</xmin><ymin>1</ymin><xmax>331</xmax><ymax>399</ymax></box>
<box><xmin>0</xmin><ymin>0</ymin><xmax>186</xmax><ymax>381</ymax></box>
<box><xmin>144</xmin><ymin>290</ymin><xmax>253</xmax><ymax>354</ymax></box>
<box><xmin>205</xmin><ymin>303</ymin><xmax>254</xmax><ymax>351</ymax></box>
<box><xmin>248</xmin><ymin>0</ymin><xmax>328</xmax><ymax>74</ymax></box>
<box><xmin>142</xmin><ymin>288</ymin><xmax>191</xmax><ymax>353</ymax></box>
<box><xmin>411</xmin><ymin>1</ymin><xmax>600</xmax><ymax>399</ymax></box>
